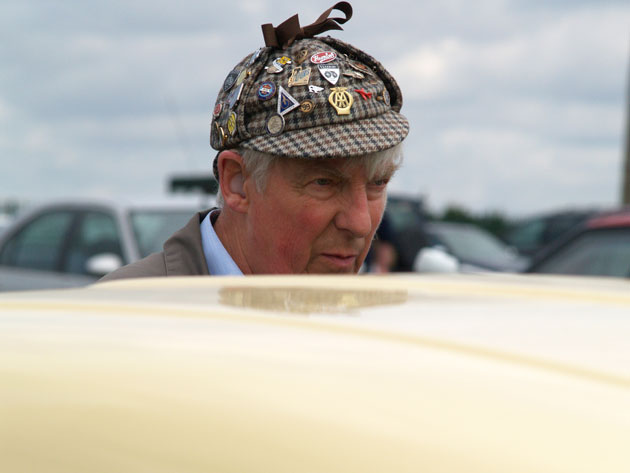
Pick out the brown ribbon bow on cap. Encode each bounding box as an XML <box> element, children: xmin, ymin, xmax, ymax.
<box><xmin>261</xmin><ymin>2</ymin><xmax>353</xmax><ymax>49</ymax></box>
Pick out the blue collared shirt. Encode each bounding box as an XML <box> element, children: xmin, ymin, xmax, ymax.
<box><xmin>199</xmin><ymin>210</ymin><xmax>243</xmax><ymax>276</ymax></box>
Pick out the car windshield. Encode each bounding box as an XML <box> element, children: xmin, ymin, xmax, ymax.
<box><xmin>534</xmin><ymin>228</ymin><xmax>630</xmax><ymax>277</ymax></box>
<box><xmin>429</xmin><ymin>223</ymin><xmax>515</xmax><ymax>267</ymax></box>
<box><xmin>130</xmin><ymin>210</ymin><xmax>196</xmax><ymax>258</ymax></box>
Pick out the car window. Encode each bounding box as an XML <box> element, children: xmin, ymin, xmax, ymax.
<box><xmin>430</xmin><ymin>224</ymin><xmax>513</xmax><ymax>266</ymax></box>
<box><xmin>0</xmin><ymin>211</ymin><xmax>75</xmax><ymax>271</ymax></box>
<box><xmin>64</xmin><ymin>212</ymin><xmax>123</xmax><ymax>275</ymax></box>
<box><xmin>535</xmin><ymin>228</ymin><xmax>630</xmax><ymax>277</ymax></box>
<box><xmin>506</xmin><ymin>218</ymin><xmax>545</xmax><ymax>250</ymax></box>
<box><xmin>130</xmin><ymin>210</ymin><xmax>195</xmax><ymax>258</ymax></box>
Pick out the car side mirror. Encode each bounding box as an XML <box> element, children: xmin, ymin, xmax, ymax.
<box><xmin>413</xmin><ymin>247</ymin><xmax>459</xmax><ymax>273</ymax></box>
<box><xmin>85</xmin><ymin>253</ymin><xmax>123</xmax><ymax>277</ymax></box>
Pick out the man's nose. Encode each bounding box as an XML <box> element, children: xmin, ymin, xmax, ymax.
<box><xmin>334</xmin><ymin>186</ymin><xmax>374</xmax><ymax>237</ymax></box>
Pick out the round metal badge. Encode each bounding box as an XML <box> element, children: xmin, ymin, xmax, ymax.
<box><xmin>257</xmin><ymin>82</ymin><xmax>276</xmax><ymax>100</ymax></box>
<box><xmin>266</xmin><ymin>114</ymin><xmax>285</xmax><ymax>136</ymax></box>
<box><xmin>300</xmin><ymin>100</ymin><xmax>314</xmax><ymax>113</ymax></box>
<box><xmin>212</xmin><ymin>102</ymin><xmax>223</xmax><ymax>119</ymax></box>
<box><xmin>222</xmin><ymin>69</ymin><xmax>239</xmax><ymax>92</ymax></box>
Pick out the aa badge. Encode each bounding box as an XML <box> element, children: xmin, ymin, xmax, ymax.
<box><xmin>328</xmin><ymin>87</ymin><xmax>353</xmax><ymax>115</ymax></box>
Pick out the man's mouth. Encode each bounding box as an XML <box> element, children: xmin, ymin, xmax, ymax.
<box><xmin>321</xmin><ymin>253</ymin><xmax>358</xmax><ymax>269</ymax></box>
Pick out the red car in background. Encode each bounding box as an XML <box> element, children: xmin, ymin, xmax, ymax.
<box><xmin>526</xmin><ymin>209</ymin><xmax>630</xmax><ymax>278</ymax></box>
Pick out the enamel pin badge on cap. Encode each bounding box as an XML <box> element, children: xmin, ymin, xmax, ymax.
<box><xmin>277</xmin><ymin>86</ymin><xmax>301</xmax><ymax>115</ymax></box>
<box><xmin>319</xmin><ymin>64</ymin><xmax>340</xmax><ymax>85</ymax></box>
<box><xmin>329</xmin><ymin>87</ymin><xmax>353</xmax><ymax>115</ymax></box>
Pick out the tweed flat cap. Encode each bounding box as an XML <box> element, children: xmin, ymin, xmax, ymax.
<box><xmin>210</xmin><ymin>2</ymin><xmax>409</xmax><ymax>176</ymax></box>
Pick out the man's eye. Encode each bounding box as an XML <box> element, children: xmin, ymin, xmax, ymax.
<box><xmin>371</xmin><ymin>178</ymin><xmax>389</xmax><ymax>187</ymax></box>
<box><xmin>314</xmin><ymin>178</ymin><xmax>333</xmax><ymax>186</ymax></box>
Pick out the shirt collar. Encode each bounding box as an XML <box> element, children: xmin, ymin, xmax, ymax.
<box><xmin>199</xmin><ymin>210</ymin><xmax>243</xmax><ymax>276</ymax></box>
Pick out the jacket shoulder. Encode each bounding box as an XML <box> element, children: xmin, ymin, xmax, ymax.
<box><xmin>99</xmin><ymin>252</ymin><xmax>166</xmax><ymax>282</ymax></box>
<box><xmin>98</xmin><ymin>209</ymin><xmax>213</xmax><ymax>283</ymax></box>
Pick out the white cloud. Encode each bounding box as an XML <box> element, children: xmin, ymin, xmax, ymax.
<box><xmin>392</xmin><ymin>4</ymin><xmax>630</xmax><ymax>101</ymax></box>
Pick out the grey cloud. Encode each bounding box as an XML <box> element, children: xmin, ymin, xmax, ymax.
<box><xmin>1</xmin><ymin>0</ymin><xmax>629</xmax><ymax>215</ymax></box>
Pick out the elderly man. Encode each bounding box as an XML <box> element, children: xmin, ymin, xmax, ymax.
<box><xmin>102</xmin><ymin>2</ymin><xmax>408</xmax><ymax>280</ymax></box>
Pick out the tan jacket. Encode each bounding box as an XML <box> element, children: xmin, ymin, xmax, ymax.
<box><xmin>100</xmin><ymin>210</ymin><xmax>212</xmax><ymax>282</ymax></box>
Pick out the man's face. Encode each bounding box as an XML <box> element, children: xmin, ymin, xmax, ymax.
<box><xmin>242</xmin><ymin>156</ymin><xmax>394</xmax><ymax>274</ymax></box>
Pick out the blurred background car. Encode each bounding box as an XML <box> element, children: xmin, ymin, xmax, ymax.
<box><xmin>424</xmin><ymin>221</ymin><xmax>528</xmax><ymax>272</ymax></box>
<box><xmin>0</xmin><ymin>197</ymin><xmax>213</xmax><ymax>291</ymax></box>
<box><xmin>382</xmin><ymin>194</ymin><xmax>430</xmax><ymax>272</ymax></box>
<box><xmin>526</xmin><ymin>208</ymin><xmax>630</xmax><ymax>278</ymax></box>
<box><xmin>383</xmin><ymin>195</ymin><xmax>527</xmax><ymax>273</ymax></box>
<box><xmin>502</xmin><ymin>209</ymin><xmax>598</xmax><ymax>258</ymax></box>
<box><xmin>0</xmin><ymin>212</ymin><xmax>14</xmax><ymax>237</ymax></box>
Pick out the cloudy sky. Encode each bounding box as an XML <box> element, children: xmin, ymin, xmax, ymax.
<box><xmin>1</xmin><ymin>0</ymin><xmax>629</xmax><ymax>216</ymax></box>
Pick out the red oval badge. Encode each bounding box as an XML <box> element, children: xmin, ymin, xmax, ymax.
<box><xmin>310</xmin><ymin>51</ymin><xmax>337</xmax><ymax>64</ymax></box>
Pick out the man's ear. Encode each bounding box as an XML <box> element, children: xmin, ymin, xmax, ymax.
<box><xmin>217</xmin><ymin>150</ymin><xmax>249</xmax><ymax>212</ymax></box>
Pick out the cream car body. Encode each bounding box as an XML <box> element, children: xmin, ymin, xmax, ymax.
<box><xmin>1</xmin><ymin>273</ymin><xmax>629</xmax><ymax>472</ymax></box>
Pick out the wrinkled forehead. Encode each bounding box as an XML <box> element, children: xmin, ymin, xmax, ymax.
<box><xmin>273</xmin><ymin>154</ymin><xmax>398</xmax><ymax>180</ymax></box>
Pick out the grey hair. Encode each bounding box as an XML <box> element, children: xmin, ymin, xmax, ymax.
<box><xmin>215</xmin><ymin>143</ymin><xmax>404</xmax><ymax>207</ymax></box>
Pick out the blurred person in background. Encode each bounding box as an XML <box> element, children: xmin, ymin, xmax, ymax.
<box><xmin>366</xmin><ymin>212</ymin><xmax>398</xmax><ymax>273</ymax></box>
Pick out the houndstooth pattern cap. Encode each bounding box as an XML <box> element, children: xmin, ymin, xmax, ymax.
<box><xmin>210</xmin><ymin>3</ymin><xmax>409</xmax><ymax>178</ymax></box>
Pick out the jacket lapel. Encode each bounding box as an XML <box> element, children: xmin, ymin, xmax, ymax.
<box><xmin>163</xmin><ymin>210</ymin><xmax>212</xmax><ymax>276</ymax></box>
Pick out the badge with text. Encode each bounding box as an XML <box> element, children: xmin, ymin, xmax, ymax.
<box><xmin>300</xmin><ymin>100</ymin><xmax>314</xmax><ymax>113</ymax></box>
<box><xmin>288</xmin><ymin>66</ymin><xmax>311</xmax><ymax>87</ymax></box>
<box><xmin>328</xmin><ymin>87</ymin><xmax>353</xmax><ymax>115</ymax></box>
<box><xmin>310</xmin><ymin>51</ymin><xmax>337</xmax><ymax>64</ymax></box>
<box><xmin>257</xmin><ymin>82</ymin><xmax>276</xmax><ymax>100</ymax></box>
<box><xmin>277</xmin><ymin>86</ymin><xmax>301</xmax><ymax>116</ymax></box>
<box><xmin>318</xmin><ymin>64</ymin><xmax>340</xmax><ymax>85</ymax></box>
